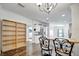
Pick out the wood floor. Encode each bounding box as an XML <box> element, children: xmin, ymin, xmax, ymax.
<box><xmin>26</xmin><ymin>41</ymin><xmax>55</xmax><ymax>56</ymax></box>
<box><xmin>0</xmin><ymin>41</ymin><xmax>55</xmax><ymax>56</ymax></box>
<box><xmin>26</xmin><ymin>42</ymin><xmax>42</xmax><ymax>56</ymax></box>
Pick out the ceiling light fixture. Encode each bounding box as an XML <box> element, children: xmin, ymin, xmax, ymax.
<box><xmin>37</xmin><ymin>3</ymin><xmax>57</xmax><ymax>14</ymax></box>
<box><xmin>62</xmin><ymin>14</ymin><xmax>65</xmax><ymax>17</ymax></box>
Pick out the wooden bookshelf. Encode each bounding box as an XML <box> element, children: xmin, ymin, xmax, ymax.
<box><xmin>0</xmin><ymin>19</ymin><xmax>26</xmax><ymax>56</ymax></box>
<box><xmin>16</xmin><ymin>22</ymin><xmax>26</xmax><ymax>48</ymax></box>
<box><xmin>2</xmin><ymin>20</ymin><xmax>16</xmax><ymax>52</ymax></box>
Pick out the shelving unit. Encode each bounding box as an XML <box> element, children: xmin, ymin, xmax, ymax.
<box><xmin>16</xmin><ymin>22</ymin><xmax>26</xmax><ymax>56</ymax></box>
<box><xmin>0</xmin><ymin>19</ymin><xmax>26</xmax><ymax>56</ymax></box>
<box><xmin>2</xmin><ymin>20</ymin><xmax>16</xmax><ymax>52</ymax></box>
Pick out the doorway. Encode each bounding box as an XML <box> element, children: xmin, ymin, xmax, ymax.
<box><xmin>28</xmin><ymin>26</ymin><xmax>33</xmax><ymax>41</ymax></box>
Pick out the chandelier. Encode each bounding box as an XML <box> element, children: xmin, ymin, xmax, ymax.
<box><xmin>37</xmin><ymin>3</ymin><xmax>57</xmax><ymax>14</ymax></box>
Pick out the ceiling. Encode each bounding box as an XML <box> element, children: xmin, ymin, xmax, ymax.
<box><xmin>0</xmin><ymin>3</ymin><xmax>73</xmax><ymax>24</ymax></box>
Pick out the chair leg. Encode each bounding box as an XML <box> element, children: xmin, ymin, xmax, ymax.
<box><xmin>41</xmin><ymin>50</ymin><xmax>43</xmax><ymax>56</ymax></box>
<box><xmin>49</xmin><ymin>51</ymin><xmax>52</xmax><ymax>55</ymax></box>
<box><xmin>41</xmin><ymin>50</ymin><xmax>42</xmax><ymax>53</ymax></box>
<box><xmin>56</xmin><ymin>53</ymin><xmax>58</xmax><ymax>56</ymax></box>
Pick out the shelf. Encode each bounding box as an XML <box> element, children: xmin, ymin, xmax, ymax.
<box><xmin>2</xmin><ymin>40</ymin><xmax>15</xmax><ymax>42</ymax></box>
<box><xmin>17</xmin><ymin>34</ymin><xmax>25</xmax><ymax>36</ymax></box>
<box><xmin>17</xmin><ymin>31</ymin><xmax>26</xmax><ymax>32</ymax></box>
<box><xmin>2</xmin><ymin>42</ymin><xmax>16</xmax><ymax>46</ymax></box>
<box><xmin>2</xmin><ymin>30</ymin><xmax>16</xmax><ymax>32</ymax></box>
<box><xmin>17</xmin><ymin>38</ymin><xmax>26</xmax><ymax>40</ymax></box>
<box><xmin>2</xmin><ymin>35</ymin><xmax>16</xmax><ymax>37</ymax></box>
<box><xmin>17</xmin><ymin>41</ymin><xmax>26</xmax><ymax>43</ymax></box>
<box><xmin>17</xmin><ymin>31</ymin><xmax>26</xmax><ymax>33</ymax></box>
<box><xmin>2</xmin><ymin>25</ymin><xmax>16</xmax><ymax>27</ymax></box>
<box><xmin>2</xmin><ymin>19</ymin><xmax>16</xmax><ymax>23</ymax></box>
<box><xmin>17</xmin><ymin>27</ymin><xmax>26</xmax><ymax>29</ymax></box>
<box><xmin>17</xmin><ymin>40</ymin><xmax>26</xmax><ymax>42</ymax></box>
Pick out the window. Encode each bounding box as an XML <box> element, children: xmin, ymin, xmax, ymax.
<box><xmin>57</xmin><ymin>28</ymin><xmax>64</xmax><ymax>37</ymax></box>
<box><xmin>28</xmin><ymin>26</ymin><xmax>32</xmax><ymax>39</ymax></box>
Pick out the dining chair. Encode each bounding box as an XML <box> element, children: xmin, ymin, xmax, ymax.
<box><xmin>62</xmin><ymin>39</ymin><xmax>74</xmax><ymax>56</ymax></box>
<box><xmin>53</xmin><ymin>38</ymin><xmax>62</xmax><ymax>56</ymax></box>
<box><xmin>53</xmin><ymin>38</ymin><xmax>74</xmax><ymax>56</ymax></box>
<box><xmin>39</xmin><ymin>37</ymin><xmax>52</xmax><ymax>56</ymax></box>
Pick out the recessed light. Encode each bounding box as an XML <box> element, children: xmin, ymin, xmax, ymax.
<box><xmin>62</xmin><ymin>14</ymin><xmax>65</xmax><ymax>17</ymax></box>
<box><xmin>46</xmin><ymin>18</ymin><xmax>48</xmax><ymax>20</ymax></box>
<box><xmin>46</xmin><ymin>18</ymin><xmax>49</xmax><ymax>21</ymax></box>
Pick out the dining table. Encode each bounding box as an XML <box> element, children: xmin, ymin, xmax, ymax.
<box><xmin>68</xmin><ymin>39</ymin><xmax>79</xmax><ymax>44</ymax></box>
<box><xmin>47</xmin><ymin>37</ymin><xmax>79</xmax><ymax>56</ymax></box>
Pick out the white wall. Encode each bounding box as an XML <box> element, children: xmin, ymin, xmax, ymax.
<box><xmin>71</xmin><ymin>4</ymin><xmax>79</xmax><ymax>56</ymax></box>
<box><xmin>0</xmin><ymin>8</ymin><xmax>32</xmax><ymax>25</ymax></box>
<box><xmin>71</xmin><ymin>4</ymin><xmax>79</xmax><ymax>39</ymax></box>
